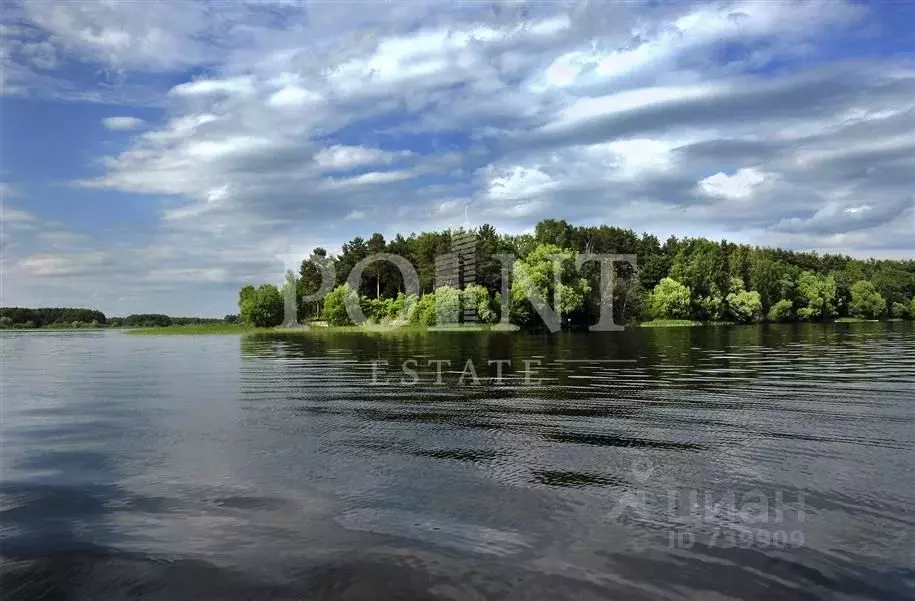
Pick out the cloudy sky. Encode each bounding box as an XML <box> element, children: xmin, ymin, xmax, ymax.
<box><xmin>1</xmin><ymin>0</ymin><xmax>913</xmax><ymax>316</ymax></box>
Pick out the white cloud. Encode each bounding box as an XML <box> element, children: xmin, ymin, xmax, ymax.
<box><xmin>170</xmin><ymin>76</ymin><xmax>257</xmax><ymax>98</ymax></box>
<box><xmin>4</xmin><ymin>0</ymin><xmax>914</xmax><ymax>313</ymax></box>
<box><xmin>19</xmin><ymin>251</ymin><xmax>111</xmax><ymax>277</ymax></box>
<box><xmin>314</xmin><ymin>145</ymin><xmax>411</xmax><ymax>172</ymax></box>
<box><xmin>266</xmin><ymin>85</ymin><xmax>322</xmax><ymax>108</ymax></box>
<box><xmin>698</xmin><ymin>168</ymin><xmax>768</xmax><ymax>200</ymax></box>
<box><xmin>1</xmin><ymin>206</ymin><xmax>36</xmax><ymax>224</ymax></box>
<box><xmin>102</xmin><ymin>116</ymin><xmax>145</xmax><ymax>130</ymax></box>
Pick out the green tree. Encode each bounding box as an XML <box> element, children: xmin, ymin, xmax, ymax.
<box><xmin>434</xmin><ymin>286</ymin><xmax>463</xmax><ymax>325</ymax></box>
<box><xmin>725</xmin><ymin>278</ymin><xmax>762</xmax><ymax>323</ymax></box>
<box><xmin>890</xmin><ymin>301</ymin><xmax>909</xmax><ymax>319</ymax></box>
<box><xmin>239</xmin><ymin>284</ymin><xmax>284</xmax><ymax>327</ymax></box>
<box><xmin>872</xmin><ymin>264</ymin><xmax>914</xmax><ymax>310</ymax></box>
<box><xmin>409</xmin><ymin>293</ymin><xmax>437</xmax><ymax>326</ymax></box>
<box><xmin>323</xmin><ymin>284</ymin><xmax>357</xmax><ymax>326</ymax></box>
<box><xmin>299</xmin><ymin>248</ymin><xmax>329</xmax><ymax>320</ymax></box>
<box><xmin>796</xmin><ymin>271</ymin><xmax>837</xmax><ymax>321</ymax></box>
<box><xmin>727</xmin><ymin>290</ymin><xmax>763</xmax><ymax>323</ymax></box>
<box><xmin>670</xmin><ymin>239</ymin><xmax>728</xmax><ymax>302</ymax></box>
<box><xmin>463</xmin><ymin>284</ymin><xmax>495</xmax><ymax>323</ymax></box>
<box><xmin>475</xmin><ymin>224</ymin><xmax>502</xmax><ymax>295</ymax></box>
<box><xmin>849</xmin><ymin>280</ymin><xmax>885</xmax><ymax>319</ymax></box>
<box><xmin>648</xmin><ymin>278</ymin><xmax>692</xmax><ymax>320</ymax></box>
<box><xmin>367</xmin><ymin>233</ymin><xmax>386</xmax><ymax>298</ymax></box>
<box><xmin>239</xmin><ymin>285</ymin><xmax>255</xmax><ymax>308</ymax></box>
<box><xmin>510</xmin><ymin>244</ymin><xmax>590</xmax><ymax>327</ymax></box>
<box><xmin>767</xmin><ymin>299</ymin><xmax>794</xmax><ymax>322</ymax></box>
<box><xmin>696</xmin><ymin>284</ymin><xmax>725</xmax><ymax>321</ymax></box>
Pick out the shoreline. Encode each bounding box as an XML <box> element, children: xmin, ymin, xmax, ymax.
<box><xmin>117</xmin><ymin>319</ymin><xmax>910</xmax><ymax>335</ymax></box>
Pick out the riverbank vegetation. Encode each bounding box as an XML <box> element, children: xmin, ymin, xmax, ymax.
<box><xmin>0</xmin><ymin>307</ymin><xmax>107</xmax><ymax>329</ymax></box>
<box><xmin>238</xmin><ymin>219</ymin><xmax>915</xmax><ymax>329</ymax></box>
<box><xmin>0</xmin><ymin>308</ymin><xmax>240</xmax><ymax>330</ymax></box>
<box><xmin>125</xmin><ymin>323</ymin><xmax>253</xmax><ymax>335</ymax></box>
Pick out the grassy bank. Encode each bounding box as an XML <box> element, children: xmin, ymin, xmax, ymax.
<box><xmin>125</xmin><ymin>324</ymin><xmax>257</xmax><ymax>335</ymax></box>
<box><xmin>124</xmin><ymin>318</ymin><xmax>910</xmax><ymax>335</ymax></box>
<box><xmin>638</xmin><ymin>319</ymin><xmax>704</xmax><ymax>328</ymax></box>
<box><xmin>124</xmin><ymin>323</ymin><xmax>463</xmax><ymax>335</ymax></box>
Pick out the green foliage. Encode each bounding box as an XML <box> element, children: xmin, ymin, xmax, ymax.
<box><xmin>434</xmin><ymin>285</ymin><xmax>463</xmax><ymax>325</ymax></box>
<box><xmin>796</xmin><ymin>271</ymin><xmax>837</xmax><ymax>321</ymax></box>
<box><xmin>872</xmin><ymin>265</ymin><xmax>914</xmax><ymax>309</ymax></box>
<box><xmin>648</xmin><ymin>278</ymin><xmax>692</xmax><ymax>320</ymax></box>
<box><xmin>0</xmin><ymin>307</ymin><xmax>107</xmax><ymax>328</ymax></box>
<box><xmin>234</xmin><ymin>218</ymin><xmax>915</xmax><ymax>327</ymax></box>
<box><xmin>123</xmin><ymin>314</ymin><xmax>172</xmax><ymax>327</ymax></box>
<box><xmin>463</xmin><ymin>284</ymin><xmax>495</xmax><ymax>323</ymax></box>
<box><xmin>696</xmin><ymin>285</ymin><xmax>725</xmax><ymax>321</ymax></box>
<box><xmin>849</xmin><ymin>280</ymin><xmax>885</xmax><ymax>319</ymax></box>
<box><xmin>323</xmin><ymin>284</ymin><xmax>357</xmax><ymax>326</ymax></box>
<box><xmin>640</xmin><ymin>319</ymin><xmax>701</xmax><ymax>328</ymax></box>
<box><xmin>359</xmin><ymin>293</ymin><xmax>410</xmax><ymax>324</ymax></box>
<box><xmin>767</xmin><ymin>299</ymin><xmax>794</xmax><ymax>322</ymax></box>
<box><xmin>890</xmin><ymin>301</ymin><xmax>910</xmax><ymax>320</ymax></box>
<box><xmin>670</xmin><ymin>239</ymin><xmax>728</xmax><ymax>301</ymax></box>
<box><xmin>410</xmin><ymin>293</ymin><xmax>437</xmax><ymax>326</ymax></box>
<box><xmin>510</xmin><ymin>244</ymin><xmax>590</xmax><ymax>326</ymax></box>
<box><xmin>239</xmin><ymin>284</ymin><xmax>284</xmax><ymax>327</ymax></box>
<box><xmin>726</xmin><ymin>289</ymin><xmax>763</xmax><ymax>323</ymax></box>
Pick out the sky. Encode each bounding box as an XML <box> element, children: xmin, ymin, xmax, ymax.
<box><xmin>1</xmin><ymin>0</ymin><xmax>913</xmax><ymax>317</ymax></box>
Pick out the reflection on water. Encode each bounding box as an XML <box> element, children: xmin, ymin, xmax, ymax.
<box><xmin>1</xmin><ymin>323</ymin><xmax>914</xmax><ymax>600</ymax></box>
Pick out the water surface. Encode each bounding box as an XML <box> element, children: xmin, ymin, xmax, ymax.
<box><xmin>2</xmin><ymin>323</ymin><xmax>914</xmax><ymax>599</ymax></box>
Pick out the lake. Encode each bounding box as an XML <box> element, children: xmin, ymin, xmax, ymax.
<box><xmin>1</xmin><ymin>323</ymin><xmax>914</xmax><ymax>600</ymax></box>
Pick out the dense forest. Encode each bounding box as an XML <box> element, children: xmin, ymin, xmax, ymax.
<box><xmin>0</xmin><ymin>307</ymin><xmax>107</xmax><ymax>329</ymax></box>
<box><xmin>0</xmin><ymin>309</ymin><xmax>237</xmax><ymax>329</ymax></box>
<box><xmin>237</xmin><ymin>219</ymin><xmax>915</xmax><ymax>328</ymax></box>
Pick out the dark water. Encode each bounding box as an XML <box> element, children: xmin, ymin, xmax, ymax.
<box><xmin>2</xmin><ymin>323</ymin><xmax>914</xmax><ymax>600</ymax></box>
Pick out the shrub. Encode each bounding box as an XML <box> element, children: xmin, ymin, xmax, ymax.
<box><xmin>648</xmin><ymin>278</ymin><xmax>691</xmax><ymax>320</ymax></box>
<box><xmin>727</xmin><ymin>290</ymin><xmax>763</xmax><ymax>323</ymax></box>
<box><xmin>767</xmin><ymin>299</ymin><xmax>794</xmax><ymax>322</ymax></box>
<box><xmin>239</xmin><ymin>284</ymin><xmax>284</xmax><ymax>327</ymax></box>
<box><xmin>410</xmin><ymin>293</ymin><xmax>437</xmax><ymax>326</ymax></box>
<box><xmin>849</xmin><ymin>280</ymin><xmax>885</xmax><ymax>319</ymax></box>
<box><xmin>434</xmin><ymin>286</ymin><xmax>462</xmax><ymax>325</ymax></box>
<box><xmin>463</xmin><ymin>284</ymin><xmax>495</xmax><ymax>323</ymax></box>
<box><xmin>323</xmin><ymin>284</ymin><xmax>357</xmax><ymax>326</ymax></box>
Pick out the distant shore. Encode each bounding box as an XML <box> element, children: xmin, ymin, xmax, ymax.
<box><xmin>113</xmin><ymin>318</ymin><xmax>911</xmax><ymax>335</ymax></box>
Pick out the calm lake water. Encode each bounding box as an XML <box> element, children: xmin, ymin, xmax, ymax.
<box><xmin>2</xmin><ymin>323</ymin><xmax>914</xmax><ymax>600</ymax></box>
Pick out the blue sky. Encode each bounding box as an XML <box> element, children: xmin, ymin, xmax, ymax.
<box><xmin>1</xmin><ymin>0</ymin><xmax>913</xmax><ymax>316</ymax></box>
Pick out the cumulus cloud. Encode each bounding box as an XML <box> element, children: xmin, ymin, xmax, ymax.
<box><xmin>698</xmin><ymin>168</ymin><xmax>768</xmax><ymax>201</ymax></box>
<box><xmin>3</xmin><ymin>0</ymin><xmax>914</xmax><ymax>313</ymax></box>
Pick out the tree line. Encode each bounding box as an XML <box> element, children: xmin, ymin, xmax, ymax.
<box><xmin>0</xmin><ymin>307</ymin><xmax>107</xmax><ymax>329</ymax></box>
<box><xmin>237</xmin><ymin>219</ymin><xmax>915</xmax><ymax>328</ymax></box>
<box><xmin>0</xmin><ymin>309</ymin><xmax>239</xmax><ymax>329</ymax></box>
